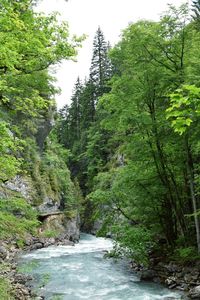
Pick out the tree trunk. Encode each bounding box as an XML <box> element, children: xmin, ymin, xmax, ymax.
<box><xmin>185</xmin><ymin>135</ymin><xmax>200</xmax><ymax>253</ymax></box>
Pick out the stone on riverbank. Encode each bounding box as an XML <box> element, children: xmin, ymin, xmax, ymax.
<box><xmin>188</xmin><ymin>285</ymin><xmax>200</xmax><ymax>299</ymax></box>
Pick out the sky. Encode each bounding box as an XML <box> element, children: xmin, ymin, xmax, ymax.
<box><xmin>36</xmin><ymin>0</ymin><xmax>188</xmax><ymax>109</ymax></box>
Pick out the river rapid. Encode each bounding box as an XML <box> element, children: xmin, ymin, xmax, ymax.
<box><xmin>19</xmin><ymin>233</ymin><xmax>182</xmax><ymax>300</ymax></box>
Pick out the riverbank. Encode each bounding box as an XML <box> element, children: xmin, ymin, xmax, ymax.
<box><xmin>17</xmin><ymin>233</ymin><xmax>183</xmax><ymax>300</ymax></box>
<box><xmin>1</xmin><ymin>234</ymin><xmax>200</xmax><ymax>299</ymax></box>
<box><xmin>131</xmin><ymin>259</ymin><xmax>200</xmax><ymax>299</ymax></box>
<box><xmin>0</xmin><ymin>234</ymin><xmax>75</xmax><ymax>299</ymax></box>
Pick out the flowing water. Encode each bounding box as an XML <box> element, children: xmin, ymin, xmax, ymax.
<box><xmin>19</xmin><ymin>233</ymin><xmax>182</xmax><ymax>300</ymax></box>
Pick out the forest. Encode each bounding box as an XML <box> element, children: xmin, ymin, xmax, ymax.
<box><xmin>58</xmin><ymin>1</ymin><xmax>200</xmax><ymax>263</ymax></box>
<box><xmin>0</xmin><ymin>0</ymin><xmax>200</xmax><ymax>298</ymax></box>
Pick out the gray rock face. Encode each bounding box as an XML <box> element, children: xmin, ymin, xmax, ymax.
<box><xmin>2</xmin><ymin>176</ymin><xmax>34</xmax><ymax>202</ymax></box>
<box><xmin>37</xmin><ymin>197</ymin><xmax>60</xmax><ymax>215</ymax></box>
<box><xmin>65</xmin><ymin>214</ymin><xmax>80</xmax><ymax>242</ymax></box>
<box><xmin>41</xmin><ymin>213</ymin><xmax>80</xmax><ymax>242</ymax></box>
<box><xmin>189</xmin><ymin>285</ymin><xmax>200</xmax><ymax>299</ymax></box>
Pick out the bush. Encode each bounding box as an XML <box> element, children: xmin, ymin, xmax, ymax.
<box><xmin>41</xmin><ymin>229</ymin><xmax>59</xmax><ymax>238</ymax></box>
<box><xmin>0</xmin><ymin>277</ymin><xmax>14</xmax><ymax>300</ymax></box>
<box><xmin>172</xmin><ymin>246</ymin><xmax>200</xmax><ymax>263</ymax></box>
<box><xmin>111</xmin><ymin>223</ymin><xmax>153</xmax><ymax>265</ymax></box>
<box><xmin>0</xmin><ymin>197</ymin><xmax>39</xmax><ymax>240</ymax></box>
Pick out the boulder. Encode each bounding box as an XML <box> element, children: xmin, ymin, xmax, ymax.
<box><xmin>30</xmin><ymin>243</ymin><xmax>43</xmax><ymax>250</ymax></box>
<box><xmin>0</xmin><ymin>245</ymin><xmax>8</xmax><ymax>260</ymax></box>
<box><xmin>140</xmin><ymin>269</ymin><xmax>157</xmax><ymax>281</ymax></box>
<box><xmin>188</xmin><ymin>285</ymin><xmax>200</xmax><ymax>299</ymax></box>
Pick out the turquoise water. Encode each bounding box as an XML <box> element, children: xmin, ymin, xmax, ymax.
<box><xmin>20</xmin><ymin>234</ymin><xmax>182</xmax><ymax>300</ymax></box>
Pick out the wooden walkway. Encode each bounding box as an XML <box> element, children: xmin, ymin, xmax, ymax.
<box><xmin>38</xmin><ymin>211</ymin><xmax>64</xmax><ymax>217</ymax></box>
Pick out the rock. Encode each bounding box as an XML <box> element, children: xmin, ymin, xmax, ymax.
<box><xmin>30</xmin><ymin>243</ymin><xmax>43</xmax><ymax>250</ymax></box>
<box><xmin>166</xmin><ymin>262</ymin><xmax>181</xmax><ymax>273</ymax></box>
<box><xmin>24</xmin><ymin>236</ymin><xmax>33</xmax><ymax>246</ymax></box>
<box><xmin>0</xmin><ymin>245</ymin><xmax>8</xmax><ymax>260</ymax></box>
<box><xmin>14</xmin><ymin>274</ymin><xmax>33</xmax><ymax>285</ymax></box>
<box><xmin>140</xmin><ymin>269</ymin><xmax>157</xmax><ymax>281</ymax></box>
<box><xmin>184</xmin><ymin>273</ymin><xmax>199</xmax><ymax>283</ymax></box>
<box><xmin>165</xmin><ymin>276</ymin><xmax>177</xmax><ymax>286</ymax></box>
<box><xmin>153</xmin><ymin>277</ymin><xmax>161</xmax><ymax>283</ymax></box>
<box><xmin>163</xmin><ymin>297</ymin><xmax>176</xmax><ymax>300</ymax></box>
<box><xmin>176</xmin><ymin>283</ymin><xmax>189</xmax><ymax>291</ymax></box>
<box><xmin>3</xmin><ymin>176</ymin><xmax>34</xmax><ymax>203</ymax></box>
<box><xmin>163</xmin><ymin>297</ymin><xmax>177</xmax><ymax>300</ymax></box>
<box><xmin>188</xmin><ymin>285</ymin><xmax>200</xmax><ymax>299</ymax></box>
<box><xmin>37</xmin><ymin>197</ymin><xmax>60</xmax><ymax>215</ymax></box>
<box><xmin>168</xmin><ymin>283</ymin><xmax>177</xmax><ymax>289</ymax></box>
<box><xmin>65</xmin><ymin>215</ymin><xmax>80</xmax><ymax>242</ymax></box>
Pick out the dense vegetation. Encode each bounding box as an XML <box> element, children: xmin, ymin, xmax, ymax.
<box><xmin>0</xmin><ymin>0</ymin><xmax>82</xmax><ymax>296</ymax></box>
<box><xmin>1</xmin><ymin>1</ymin><xmax>200</xmax><ymax>298</ymax></box>
<box><xmin>58</xmin><ymin>3</ymin><xmax>200</xmax><ymax>264</ymax></box>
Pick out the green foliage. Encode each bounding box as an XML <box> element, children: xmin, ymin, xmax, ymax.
<box><xmin>41</xmin><ymin>229</ymin><xmax>59</xmax><ymax>238</ymax></box>
<box><xmin>57</xmin><ymin>27</ymin><xmax>113</xmax><ymax>196</ymax></box>
<box><xmin>172</xmin><ymin>246</ymin><xmax>200</xmax><ymax>263</ymax></box>
<box><xmin>0</xmin><ymin>277</ymin><xmax>14</xmax><ymax>300</ymax></box>
<box><xmin>0</xmin><ymin>0</ymin><xmax>83</xmax><ymax>269</ymax></box>
<box><xmin>167</xmin><ymin>85</ymin><xmax>200</xmax><ymax>134</ymax></box>
<box><xmin>64</xmin><ymin>209</ymin><xmax>78</xmax><ymax>219</ymax></box>
<box><xmin>0</xmin><ymin>121</ymin><xmax>22</xmax><ymax>182</ymax></box>
<box><xmin>50</xmin><ymin>295</ymin><xmax>63</xmax><ymax>300</ymax></box>
<box><xmin>111</xmin><ymin>225</ymin><xmax>153</xmax><ymax>265</ymax></box>
<box><xmin>17</xmin><ymin>260</ymin><xmax>39</xmax><ymax>273</ymax></box>
<box><xmin>0</xmin><ymin>197</ymin><xmax>39</xmax><ymax>240</ymax></box>
<box><xmin>40</xmin><ymin>273</ymin><xmax>51</xmax><ymax>287</ymax></box>
<box><xmin>81</xmin><ymin>3</ymin><xmax>200</xmax><ymax>261</ymax></box>
<box><xmin>0</xmin><ymin>0</ymin><xmax>83</xmax><ymax>141</ymax></box>
<box><xmin>21</xmin><ymin>134</ymin><xmax>79</xmax><ymax>210</ymax></box>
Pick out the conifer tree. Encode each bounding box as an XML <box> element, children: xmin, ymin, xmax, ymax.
<box><xmin>68</xmin><ymin>77</ymin><xmax>83</xmax><ymax>144</ymax></box>
<box><xmin>89</xmin><ymin>27</ymin><xmax>113</xmax><ymax>100</ymax></box>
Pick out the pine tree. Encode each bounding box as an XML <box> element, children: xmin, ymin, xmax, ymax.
<box><xmin>57</xmin><ymin>104</ymin><xmax>70</xmax><ymax>148</ymax></box>
<box><xmin>68</xmin><ymin>77</ymin><xmax>83</xmax><ymax>143</ymax></box>
<box><xmin>79</xmin><ymin>79</ymin><xmax>96</xmax><ymax>130</ymax></box>
<box><xmin>89</xmin><ymin>27</ymin><xmax>113</xmax><ymax>101</ymax></box>
<box><xmin>57</xmin><ymin>78</ymin><xmax>83</xmax><ymax>150</ymax></box>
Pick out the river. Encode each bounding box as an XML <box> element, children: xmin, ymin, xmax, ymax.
<box><xmin>19</xmin><ymin>233</ymin><xmax>182</xmax><ymax>300</ymax></box>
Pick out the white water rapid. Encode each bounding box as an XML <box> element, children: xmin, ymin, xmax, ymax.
<box><xmin>20</xmin><ymin>233</ymin><xmax>182</xmax><ymax>300</ymax></box>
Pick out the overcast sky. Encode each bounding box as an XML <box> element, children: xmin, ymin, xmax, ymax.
<box><xmin>37</xmin><ymin>0</ymin><xmax>188</xmax><ymax>109</ymax></box>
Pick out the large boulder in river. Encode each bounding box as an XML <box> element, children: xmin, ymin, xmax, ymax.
<box><xmin>140</xmin><ymin>269</ymin><xmax>157</xmax><ymax>281</ymax></box>
<box><xmin>188</xmin><ymin>285</ymin><xmax>200</xmax><ymax>299</ymax></box>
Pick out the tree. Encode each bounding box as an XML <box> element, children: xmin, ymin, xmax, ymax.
<box><xmin>0</xmin><ymin>0</ymin><xmax>82</xmax><ymax>139</ymax></box>
<box><xmin>68</xmin><ymin>78</ymin><xmax>83</xmax><ymax>145</ymax></box>
<box><xmin>87</xmin><ymin>3</ymin><xmax>200</xmax><ymax>257</ymax></box>
<box><xmin>0</xmin><ymin>0</ymin><xmax>82</xmax><ymax>180</ymax></box>
<box><xmin>89</xmin><ymin>27</ymin><xmax>113</xmax><ymax>101</ymax></box>
<box><xmin>167</xmin><ymin>85</ymin><xmax>200</xmax><ymax>253</ymax></box>
<box><xmin>192</xmin><ymin>0</ymin><xmax>200</xmax><ymax>27</ymax></box>
<box><xmin>0</xmin><ymin>122</ymin><xmax>21</xmax><ymax>182</ymax></box>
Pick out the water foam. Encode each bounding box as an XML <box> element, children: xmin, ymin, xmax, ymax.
<box><xmin>23</xmin><ymin>235</ymin><xmax>113</xmax><ymax>260</ymax></box>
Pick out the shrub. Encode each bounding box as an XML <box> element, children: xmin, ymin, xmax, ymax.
<box><xmin>0</xmin><ymin>197</ymin><xmax>39</xmax><ymax>240</ymax></box>
<box><xmin>172</xmin><ymin>246</ymin><xmax>200</xmax><ymax>263</ymax></box>
<box><xmin>0</xmin><ymin>277</ymin><xmax>14</xmax><ymax>300</ymax></box>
